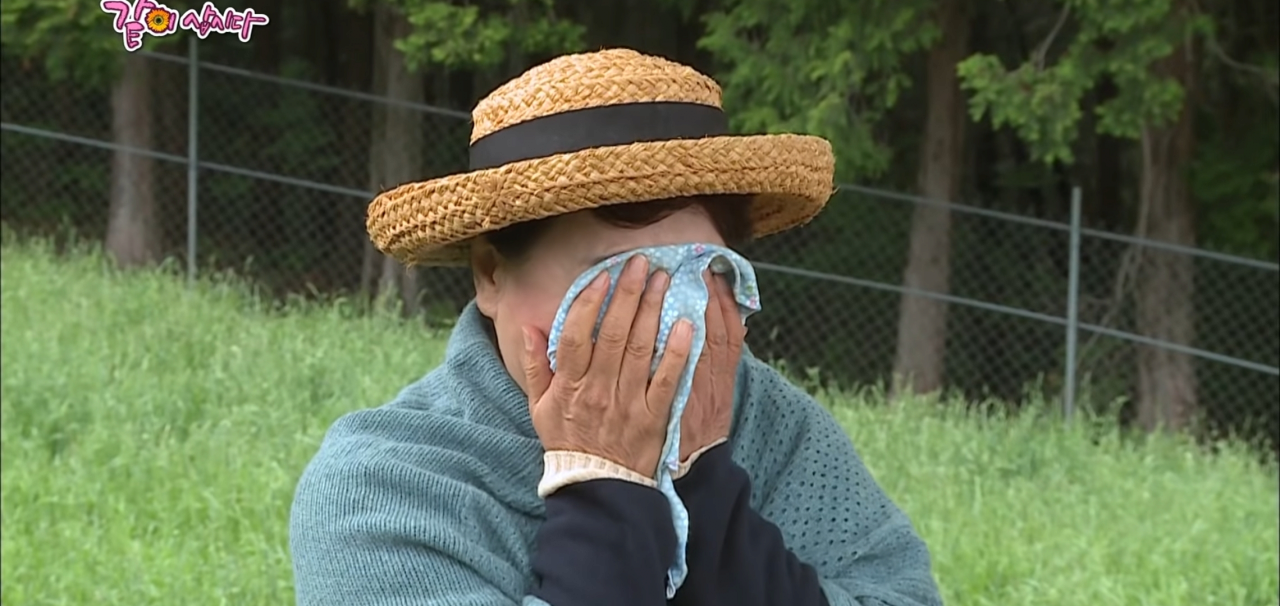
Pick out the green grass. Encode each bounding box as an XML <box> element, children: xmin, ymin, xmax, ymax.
<box><xmin>2</xmin><ymin>239</ymin><xmax>1277</xmax><ymax>606</ymax></box>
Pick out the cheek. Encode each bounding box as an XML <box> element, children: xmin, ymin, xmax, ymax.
<box><xmin>500</xmin><ymin>297</ymin><xmax>557</xmax><ymax>337</ymax></box>
<box><xmin>496</xmin><ymin>278</ymin><xmax>565</xmax><ymax>339</ymax></box>
<box><xmin>490</xmin><ymin>278</ymin><xmax>569</xmax><ymax>391</ymax></box>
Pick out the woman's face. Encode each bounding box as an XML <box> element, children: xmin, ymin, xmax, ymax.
<box><xmin>471</xmin><ymin>204</ymin><xmax>726</xmax><ymax>392</ymax></box>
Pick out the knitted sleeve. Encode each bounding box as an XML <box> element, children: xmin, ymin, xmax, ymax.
<box><xmin>289</xmin><ymin>408</ymin><xmax>677</xmax><ymax>606</ymax></box>
<box><xmin>289</xmin><ymin>424</ymin><xmax>531</xmax><ymax>606</ymax></box>
<box><xmin>734</xmin><ymin>358</ymin><xmax>943</xmax><ymax>606</ymax></box>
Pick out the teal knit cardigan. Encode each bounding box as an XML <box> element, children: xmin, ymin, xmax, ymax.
<box><xmin>289</xmin><ymin>303</ymin><xmax>941</xmax><ymax>605</ymax></box>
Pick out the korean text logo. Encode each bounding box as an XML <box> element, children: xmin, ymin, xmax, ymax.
<box><xmin>100</xmin><ymin>1</ymin><xmax>269</xmax><ymax>52</ymax></box>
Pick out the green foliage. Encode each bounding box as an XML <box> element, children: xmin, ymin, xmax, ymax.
<box><xmin>0</xmin><ymin>132</ymin><xmax>109</xmax><ymax>236</ymax></box>
<box><xmin>191</xmin><ymin>55</ymin><xmax>348</xmax><ymax>277</ymax></box>
<box><xmin>957</xmin><ymin>0</ymin><xmax>1210</xmax><ymax>164</ymax></box>
<box><xmin>698</xmin><ymin>0</ymin><xmax>940</xmax><ymax>180</ymax></box>
<box><xmin>1190</xmin><ymin>33</ymin><xmax>1280</xmax><ymax>260</ymax></box>
<box><xmin>957</xmin><ymin>1</ymin><xmax>1278</xmax><ymax>257</ymax></box>
<box><xmin>353</xmin><ymin>0</ymin><xmax>586</xmax><ymax>71</ymax></box>
<box><xmin>0</xmin><ymin>0</ymin><xmax>179</xmax><ymax>88</ymax></box>
<box><xmin>2</xmin><ymin>240</ymin><xmax>1277</xmax><ymax>605</ymax></box>
<box><xmin>257</xmin><ymin>60</ymin><xmax>340</xmax><ymax>178</ymax></box>
<box><xmin>1192</xmin><ymin>133</ymin><xmax>1280</xmax><ymax>258</ymax></box>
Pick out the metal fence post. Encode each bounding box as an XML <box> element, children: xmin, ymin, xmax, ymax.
<box><xmin>186</xmin><ymin>36</ymin><xmax>199</xmax><ymax>286</ymax></box>
<box><xmin>1063</xmin><ymin>186</ymin><xmax>1083</xmax><ymax>420</ymax></box>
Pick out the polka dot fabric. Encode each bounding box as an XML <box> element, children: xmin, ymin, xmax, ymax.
<box><xmin>546</xmin><ymin>243</ymin><xmax>761</xmax><ymax>597</ymax></box>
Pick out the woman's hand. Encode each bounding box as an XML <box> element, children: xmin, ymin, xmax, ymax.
<box><xmin>521</xmin><ymin>255</ymin><xmax>695</xmax><ymax>477</ymax></box>
<box><xmin>679</xmin><ymin>271</ymin><xmax>745</xmax><ymax>463</ymax></box>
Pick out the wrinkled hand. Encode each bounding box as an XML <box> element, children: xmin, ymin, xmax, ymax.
<box><xmin>679</xmin><ymin>271</ymin><xmax>745</xmax><ymax>463</ymax></box>
<box><xmin>521</xmin><ymin>255</ymin><xmax>695</xmax><ymax>477</ymax></box>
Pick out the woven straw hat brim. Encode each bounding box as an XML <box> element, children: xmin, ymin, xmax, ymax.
<box><xmin>367</xmin><ymin>133</ymin><xmax>835</xmax><ymax>266</ymax></box>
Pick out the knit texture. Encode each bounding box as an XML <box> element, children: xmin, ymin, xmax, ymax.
<box><xmin>289</xmin><ymin>302</ymin><xmax>942</xmax><ymax>605</ymax></box>
<box><xmin>545</xmin><ymin>243</ymin><xmax>761</xmax><ymax>596</ymax></box>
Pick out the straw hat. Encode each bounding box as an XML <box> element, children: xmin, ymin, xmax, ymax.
<box><xmin>366</xmin><ymin>48</ymin><xmax>836</xmax><ymax>266</ymax></box>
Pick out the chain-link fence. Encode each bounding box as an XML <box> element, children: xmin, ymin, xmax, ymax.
<box><xmin>2</xmin><ymin>46</ymin><xmax>1277</xmax><ymax>450</ymax></box>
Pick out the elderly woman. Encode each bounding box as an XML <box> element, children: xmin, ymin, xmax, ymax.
<box><xmin>290</xmin><ymin>49</ymin><xmax>942</xmax><ymax>606</ymax></box>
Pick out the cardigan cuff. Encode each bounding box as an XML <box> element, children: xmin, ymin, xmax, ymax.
<box><xmin>672</xmin><ymin>437</ymin><xmax>729</xmax><ymax>480</ymax></box>
<box><xmin>537</xmin><ymin>451</ymin><xmax>657</xmax><ymax>498</ymax></box>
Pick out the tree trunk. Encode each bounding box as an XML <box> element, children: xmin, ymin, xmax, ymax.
<box><xmin>1133</xmin><ymin>40</ymin><xmax>1198</xmax><ymax>433</ymax></box>
<box><xmin>252</xmin><ymin>0</ymin><xmax>282</xmax><ymax>73</ymax></box>
<box><xmin>105</xmin><ymin>52</ymin><xmax>160</xmax><ymax>268</ymax></box>
<box><xmin>302</xmin><ymin>0</ymin><xmax>334</xmax><ymax>84</ymax></box>
<box><xmin>374</xmin><ymin>3</ymin><xmax>425</xmax><ymax>317</ymax></box>
<box><xmin>892</xmin><ymin>0</ymin><xmax>970</xmax><ymax>395</ymax></box>
<box><xmin>620</xmin><ymin>0</ymin><xmax>680</xmax><ymax>57</ymax></box>
<box><xmin>359</xmin><ymin>2</ymin><xmax>389</xmax><ymax>302</ymax></box>
<box><xmin>337</xmin><ymin>3</ymin><xmax>374</xmax><ymax>296</ymax></box>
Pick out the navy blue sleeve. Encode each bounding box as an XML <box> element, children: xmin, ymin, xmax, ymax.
<box><xmin>530</xmin><ymin>479</ymin><xmax>676</xmax><ymax>606</ymax></box>
<box><xmin>670</xmin><ymin>444</ymin><xmax>831</xmax><ymax>606</ymax></box>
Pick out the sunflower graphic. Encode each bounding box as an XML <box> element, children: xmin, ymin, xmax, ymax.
<box><xmin>144</xmin><ymin>8</ymin><xmax>172</xmax><ymax>34</ymax></box>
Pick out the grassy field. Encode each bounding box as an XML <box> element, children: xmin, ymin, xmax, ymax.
<box><xmin>2</xmin><ymin>240</ymin><xmax>1277</xmax><ymax>606</ymax></box>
